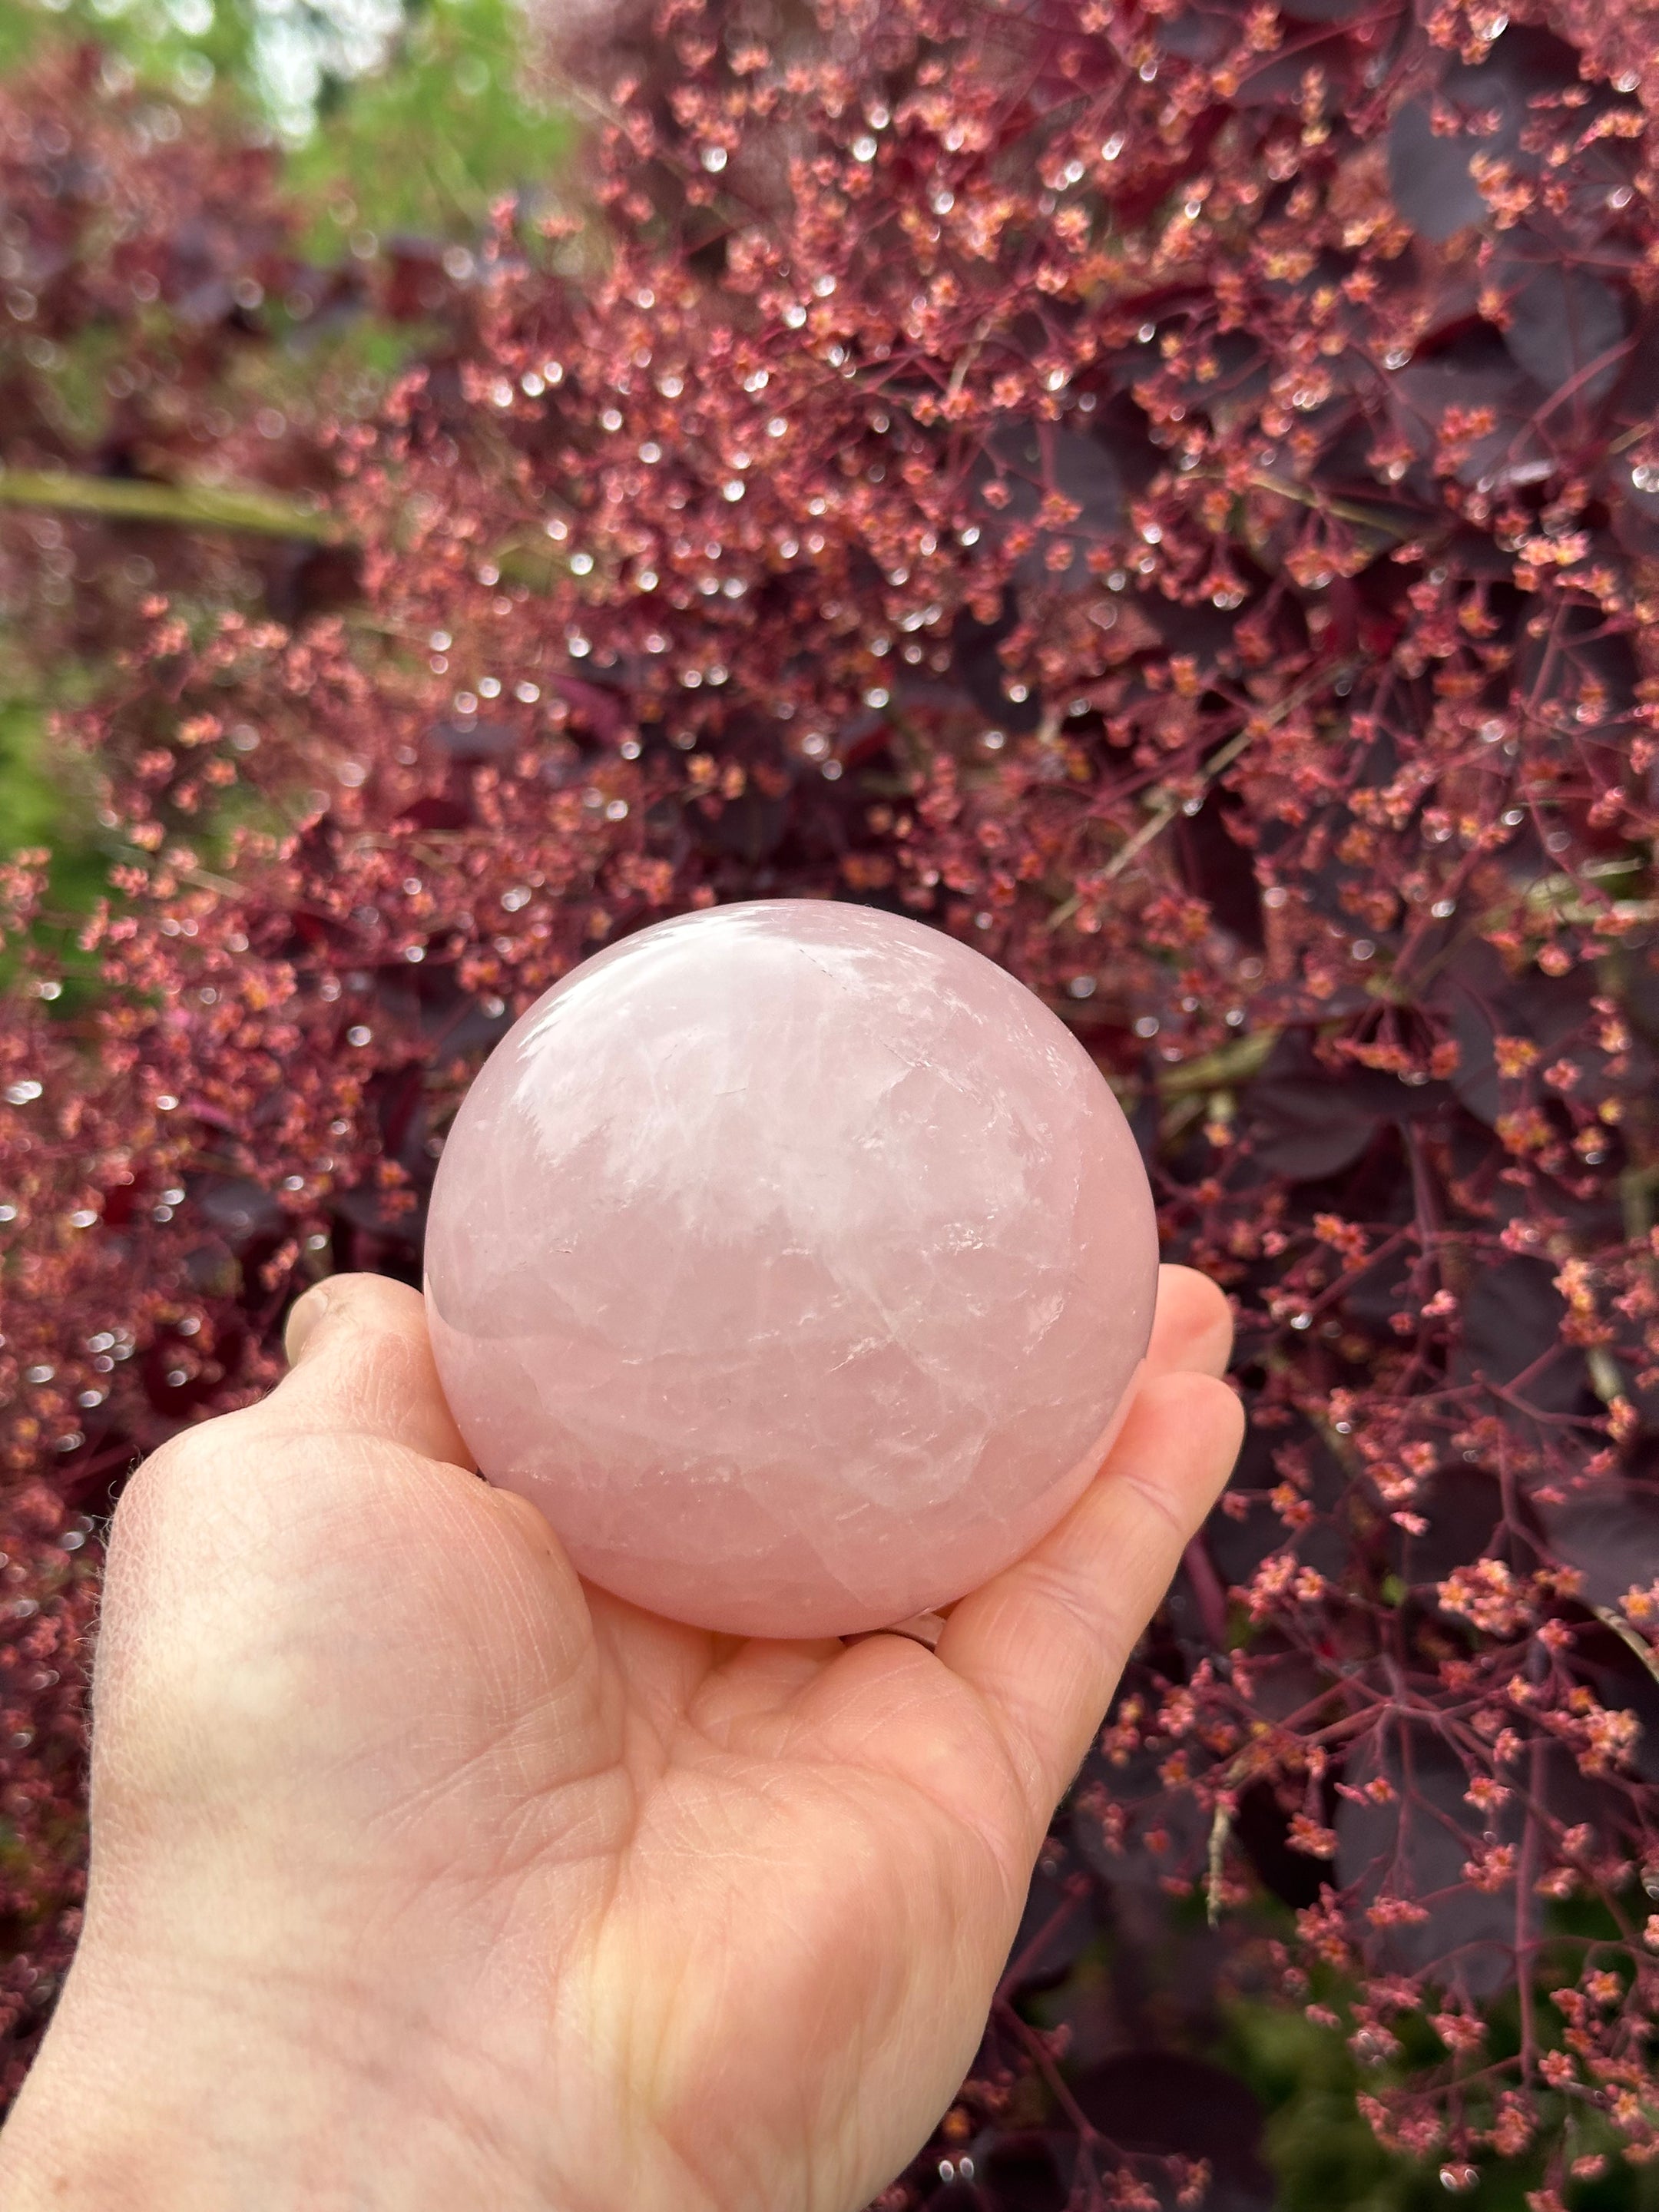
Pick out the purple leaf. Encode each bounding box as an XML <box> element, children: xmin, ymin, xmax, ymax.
<box><xmin>1545</xmin><ymin>1483</ymin><xmax>1659</xmax><ymax>1610</ymax></box>
<box><xmin>1068</xmin><ymin>2053</ymin><xmax>1273</xmax><ymax>2210</ymax></box>
<box><xmin>1336</xmin><ymin>1724</ymin><xmax>1534</xmax><ymax>1998</ymax></box>
<box><xmin>1495</xmin><ymin>254</ymin><xmax>1628</xmax><ymax>411</ymax></box>
<box><xmin>1387</xmin><ymin>29</ymin><xmax>1588</xmax><ymax>241</ymax></box>
<box><xmin>1451</xmin><ymin>1259</ymin><xmax>1580</xmax><ymax>1409</ymax></box>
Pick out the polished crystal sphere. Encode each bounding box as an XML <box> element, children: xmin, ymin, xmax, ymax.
<box><xmin>424</xmin><ymin>899</ymin><xmax>1157</xmax><ymax>1640</ymax></box>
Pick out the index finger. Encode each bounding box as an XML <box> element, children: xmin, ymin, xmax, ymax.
<box><xmin>934</xmin><ymin>1266</ymin><xmax>1243</xmax><ymax>1840</ymax></box>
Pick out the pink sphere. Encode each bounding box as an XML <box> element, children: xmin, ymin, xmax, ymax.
<box><xmin>424</xmin><ymin>900</ymin><xmax>1157</xmax><ymax>1639</ymax></box>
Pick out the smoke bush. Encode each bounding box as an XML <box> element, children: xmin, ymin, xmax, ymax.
<box><xmin>3</xmin><ymin>0</ymin><xmax>1659</xmax><ymax>2197</ymax></box>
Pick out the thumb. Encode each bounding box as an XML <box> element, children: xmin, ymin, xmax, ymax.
<box><xmin>270</xmin><ymin>1272</ymin><xmax>476</xmax><ymax>1472</ymax></box>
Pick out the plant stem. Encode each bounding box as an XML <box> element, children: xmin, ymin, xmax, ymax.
<box><xmin>0</xmin><ymin>469</ymin><xmax>345</xmax><ymax>543</ymax></box>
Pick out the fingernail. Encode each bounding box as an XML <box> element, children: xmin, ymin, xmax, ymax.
<box><xmin>283</xmin><ymin>1284</ymin><xmax>330</xmax><ymax>1367</ymax></box>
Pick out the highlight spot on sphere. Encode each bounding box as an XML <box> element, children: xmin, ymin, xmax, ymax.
<box><xmin>425</xmin><ymin>899</ymin><xmax>1157</xmax><ymax>1640</ymax></box>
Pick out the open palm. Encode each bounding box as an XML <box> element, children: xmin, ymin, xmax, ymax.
<box><xmin>2</xmin><ymin>1268</ymin><xmax>1241</xmax><ymax>2212</ymax></box>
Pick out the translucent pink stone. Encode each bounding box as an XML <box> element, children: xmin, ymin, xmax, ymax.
<box><xmin>424</xmin><ymin>899</ymin><xmax>1157</xmax><ymax>1640</ymax></box>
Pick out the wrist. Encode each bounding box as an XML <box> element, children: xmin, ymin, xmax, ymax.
<box><xmin>0</xmin><ymin>1945</ymin><xmax>538</xmax><ymax>2212</ymax></box>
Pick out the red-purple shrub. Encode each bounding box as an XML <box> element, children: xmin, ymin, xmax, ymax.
<box><xmin>4</xmin><ymin>0</ymin><xmax>1659</xmax><ymax>2195</ymax></box>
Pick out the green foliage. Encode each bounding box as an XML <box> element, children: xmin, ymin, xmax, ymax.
<box><xmin>1227</xmin><ymin>1999</ymin><xmax>1424</xmax><ymax>2212</ymax></box>
<box><xmin>0</xmin><ymin>0</ymin><xmax>569</xmax><ymax>221</ymax></box>
<box><xmin>0</xmin><ymin>0</ymin><xmax>572</xmax><ymax>875</ymax></box>
<box><xmin>0</xmin><ymin>701</ymin><xmax>58</xmax><ymax>856</ymax></box>
<box><xmin>0</xmin><ymin>0</ymin><xmax>252</xmax><ymax>122</ymax></box>
<box><xmin>0</xmin><ymin>694</ymin><xmax>105</xmax><ymax>1005</ymax></box>
<box><xmin>285</xmin><ymin>0</ymin><xmax>573</xmax><ymax>247</ymax></box>
<box><xmin>1224</xmin><ymin>1996</ymin><xmax>1659</xmax><ymax>2212</ymax></box>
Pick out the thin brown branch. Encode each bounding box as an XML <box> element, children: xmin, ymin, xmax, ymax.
<box><xmin>0</xmin><ymin>469</ymin><xmax>345</xmax><ymax>542</ymax></box>
<box><xmin>1046</xmin><ymin>660</ymin><xmax>1361</xmax><ymax>924</ymax></box>
<box><xmin>1591</xmin><ymin>1605</ymin><xmax>1659</xmax><ymax>1690</ymax></box>
<box><xmin>1247</xmin><ymin>471</ymin><xmax>1428</xmax><ymax>541</ymax></box>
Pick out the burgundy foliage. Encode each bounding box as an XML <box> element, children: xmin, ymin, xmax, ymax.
<box><xmin>4</xmin><ymin>0</ymin><xmax>1659</xmax><ymax>2197</ymax></box>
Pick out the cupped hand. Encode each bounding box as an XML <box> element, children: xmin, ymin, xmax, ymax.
<box><xmin>0</xmin><ymin>1265</ymin><xmax>1242</xmax><ymax>2212</ymax></box>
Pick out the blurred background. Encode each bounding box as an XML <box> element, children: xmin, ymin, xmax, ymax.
<box><xmin>0</xmin><ymin>0</ymin><xmax>571</xmax><ymax>882</ymax></box>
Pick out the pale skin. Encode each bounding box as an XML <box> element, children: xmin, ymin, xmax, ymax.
<box><xmin>0</xmin><ymin>1265</ymin><xmax>1242</xmax><ymax>2212</ymax></box>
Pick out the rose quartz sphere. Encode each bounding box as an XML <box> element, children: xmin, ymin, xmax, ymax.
<box><xmin>424</xmin><ymin>899</ymin><xmax>1157</xmax><ymax>1640</ymax></box>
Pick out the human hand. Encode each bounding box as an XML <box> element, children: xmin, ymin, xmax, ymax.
<box><xmin>0</xmin><ymin>1264</ymin><xmax>1241</xmax><ymax>2212</ymax></box>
